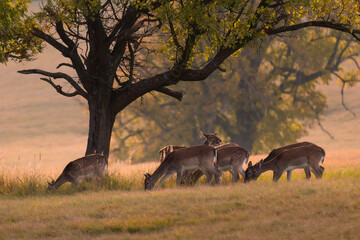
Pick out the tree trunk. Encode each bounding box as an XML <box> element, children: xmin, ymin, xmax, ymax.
<box><xmin>85</xmin><ymin>95</ymin><xmax>116</xmax><ymax>163</ymax></box>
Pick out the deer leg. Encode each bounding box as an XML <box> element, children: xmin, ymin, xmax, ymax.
<box><xmin>286</xmin><ymin>170</ymin><xmax>292</xmax><ymax>182</ymax></box>
<box><xmin>319</xmin><ymin>166</ymin><xmax>325</xmax><ymax>176</ymax></box>
<box><xmin>229</xmin><ymin>168</ymin><xmax>240</xmax><ymax>183</ymax></box>
<box><xmin>202</xmin><ymin>170</ymin><xmax>214</xmax><ymax>185</ymax></box>
<box><xmin>304</xmin><ymin>167</ymin><xmax>311</xmax><ymax>180</ymax></box>
<box><xmin>207</xmin><ymin>167</ymin><xmax>222</xmax><ymax>185</ymax></box>
<box><xmin>273</xmin><ymin>171</ymin><xmax>283</xmax><ymax>183</ymax></box>
<box><xmin>310</xmin><ymin>166</ymin><xmax>322</xmax><ymax>179</ymax></box>
<box><xmin>186</xmin><ymin>169</ymin><xmax>204</xmax><ymax>186</ymax></box>
<box><xmin>157</xmin><ymin>172</ymin><xmax>174</xmax><ymax>189</ymax></box>
<box><xmin>176</xmin><ymin>170</ymin><xmax>184</xmax><ymax>186</ymax></box>
<box><xmin>239</xmin><ymin>168</ymin><xmax>245</xmax><ymax>181</ymax></box>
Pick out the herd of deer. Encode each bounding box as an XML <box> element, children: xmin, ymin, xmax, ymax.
<box><xmin>48</xmin><ymin>132</ymin><xmax>325</xmax><ymax>191</ymax></box>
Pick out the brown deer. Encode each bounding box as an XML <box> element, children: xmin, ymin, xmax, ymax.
<box><xmin>263</xmin><ymin>142</ymin><xmax>324</xmax><ymax>181</ymax></box>
<box><xmin>145</xmin><ymin>135</ymin><xmax>222</xmax><ymax>190</ymax></box>
<box><xmin>244</xmin><ymin>143</ymin><xmax>325</xmax><ymax>183</ymax></box>
<box><xmin>159</xmin><ymin>132</ymin><xmax>250</xmax><ymax>184</ymax></box>
<box><xmin>48</xmin><ymin>154</ymin><xmax>107</xmax><ymax>190</ymax></box>
<box><xmin>158</xmin><ymin>132</ymin><xmax>224</xmax><ymax>162</ymax></box>
<box><xmin>184</xmin><ymin>133</ymin><xmax>250</xmax><ymax>184</ymax></box>
<box><xmin>159</xmin><ymin>145</ymin><xmax>185</xmax><ymax>162</ymax></box>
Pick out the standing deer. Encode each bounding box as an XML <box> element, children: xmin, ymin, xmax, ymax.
<box><xmin>145</xmin><ymin>135</ymin><xmax>222</xmax><ymax>190</ymax></box>
<box><xmin>159</xmin><ymin>132</ymin><xmax>250</xmax><ymax>184</ymax></box>
<box><xmin>48</xmin><ymin>154</ymin><xmax>107</xmax><ymax>191</ymax></box>
<box><xmin>244</xmin><ymin>143</ymin><xmax>325</xmax><ymax>183</ymax></box>
<box><xmin>184</xmin><ymin>132</ymin><xmax>250</xmax><ymax>184</ymax></box>
<box><xmin>263</xmin><ymin>142</ymin><xmax>324</xmax><ymax>181</ymax></box>
<box><xmin>159</xmin><ymin>145</ymin><xmax>185</xmax><ymax>162</ymax></box>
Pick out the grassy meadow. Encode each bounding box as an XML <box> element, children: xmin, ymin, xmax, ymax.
<box><xmin>1</xmin><ymin>18</ymin><xmax>360</xmax><ymax>239</ymax></box>
<box><xmin>0</xmin><ymin>150</ymin><xmax>360</xmax><ymax>239</ymax></box>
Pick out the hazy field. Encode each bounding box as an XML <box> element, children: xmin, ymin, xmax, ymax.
<box><xmin>1</xmin><ymin>14</ymin><xmax>360</xmax><ymax>239</ymax></box>
<box><xmin>0</xmin><ymin>149</ymin><xmax>359</xmax><ymax>239</ymax></box>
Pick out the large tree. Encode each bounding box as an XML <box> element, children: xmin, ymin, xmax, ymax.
<box><xmin>8</xmin><ymin>0</ymin><xmax>360</xmax><ymax>160</ymax></box>
<box><xmin>112</xmin><ymin>29</ymin><xmax>360</xmax><ymax>163</ymax></box>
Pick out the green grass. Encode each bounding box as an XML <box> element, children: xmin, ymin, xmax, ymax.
<box><xmin>0</xmin><ymin>178</ymin><xmax>359</xmax><ymax>239</ymax></box>
<box><xmin>1</xmin><ymin>167</ymin><xmax>360</xmax><ymax>197</ymax></box>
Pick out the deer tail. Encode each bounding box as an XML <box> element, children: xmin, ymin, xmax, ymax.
<box><xmin>213</xmin><ymin>149</ymin><xmax>218</xmax><ymax>165</ymax></box>
<box><xmin>321</xmin><ymin>148</ymin><xmax>325</xmax><ymax>164</ymax></box>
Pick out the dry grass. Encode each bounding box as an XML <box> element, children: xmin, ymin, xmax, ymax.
<box><xmin>0</xmin><ymin>151</ymin><xmax>359</xmax><ymax>239</ymax></box>
<box><xmin>0</xmin><ymin>179</ymin><xmax>359</xmax><ymax>239</ymax></box>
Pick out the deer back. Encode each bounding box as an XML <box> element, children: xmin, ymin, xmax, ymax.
<box><xmin>264</xmin><ymin>142</ymin><xmax>314</xmax><ymax>163</ymax></box>
<box><xmin>265</xmin><ymin>144</ymin><xmax>325</xmax><ymax>170</ymax></box>
<box><xmin>63</xmin><ymin>154</ymin><xmax>107</xmax><ymax>176</ymax></box>
<box><xmin>159</xmin><ymin>145</ymin><xmax>186</xmax><ymax>162</ymax></box>
<box><xmin>164</xmin><ymin>144</ymin><xmax>217</xmax><ymax>167</ymax></box>
<box><xmin>216</xmin><ymin>146</ymin><xmax>249</xmax><ymax>167</ymax></box>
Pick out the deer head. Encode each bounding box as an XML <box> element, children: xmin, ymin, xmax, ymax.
<box><xmin>244</xmin><ymin>160</ymin><xmax>262</xmax><ymax>183</ymax></box>
<box><xmin>47</xmin><ymin>179</ymin><xmax>56</xmax><ymax>190</ymax></box>
<box><xmin>144</xmin><ymin>173</ymin><xmax>154</xmax><ymax>190</ymax></box>
<box><xmin>201</xmin><ymin>131</ymin><xmax>222</xmax><ymax>147</ymax></box>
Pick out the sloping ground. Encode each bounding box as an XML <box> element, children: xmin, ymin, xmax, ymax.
<box><xmin>0</xmin><ymin>44</ymin><xmax>359</xmax><ymax>171</ymax></box>
<box><xmin>300</xmin><ymin>82</ymin><xmax>360</xmax><ymax>150</ymax></box>
<box><xmin>0</xmin><ymin>178</ymin><xmax>359</xmax><ymax>239</ymax></box>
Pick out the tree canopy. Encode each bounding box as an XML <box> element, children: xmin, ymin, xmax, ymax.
<box><xmin>2</xmin><ymin>0</ymin><xmax>360</xmax><ymax>160</ymax></box>
<box><xmin>112</xmin><ymin>29</ymin><xmax>360</xmax><ymax>163</ymax></box>
<box><xmin>0</xmin><ymin>0</ymin><xmax>42</xmax><ymax>63</ymax></box>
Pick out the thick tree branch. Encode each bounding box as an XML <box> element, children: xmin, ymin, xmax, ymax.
<box><xmin>155</xmin><ymin>87</ymin><xmax>184</xmax><ymax>101</ymax></box>
<box><xmin>18</xmin><ymin>69</ymin><xmax>88</xmax><ymax>99</ymax></box>
<box><xmin>267</xmin><ymin>21</ymin><xmax>360</xmax><ymax>37</ymax></box>
<box><xmin>31</xmin><ymin>28</ymin><xmax>70</xmax><ymax>57</ymax></box>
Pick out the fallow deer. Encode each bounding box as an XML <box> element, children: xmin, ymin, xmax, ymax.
<box><xmin>48</xmin><ymin>154</ymin><xmax>107</xmax><ymax>191</ymax></box>
<box><xmin>159</xmin><ymin>132</ymin><xmax>250</xmax><ymax>184</ymax></box>
<box><xmin>145</xmin><ymin>135</ymin><xmax>222</xmax><ymax>190</ymax></box>
<box><xmin>264</xmin><ymin>142</ymin><xmax>324</xmax><ymax>181</ymax></box>
<box><xmin>184</xmin><ymin>132</ymin><xmax>250</xmax><ymax>184</ymax></box>
<box><xmin>159</xmin><ymin>145</ymin><xmax>185</xmax><ymax>162</ymax></box>
<box><xmin>244</xmin><ymin>143</ymin><xmax>325</xmax><ymax>183</ymax></box>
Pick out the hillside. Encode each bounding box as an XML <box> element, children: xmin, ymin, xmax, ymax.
<box><xmin>1</xmin><ymin>48</ymin><xmax>360</xmax><ymax>171</ymax></box>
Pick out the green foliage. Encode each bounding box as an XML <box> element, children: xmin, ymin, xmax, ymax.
<box><xmin>0</xmin><ymin>0</ymin><xmax>42</xmax><ymax>63</ymax></box>
<box><xmin>112</xmin><ymin>29</ymin><xmax>360</xmax><ymax>162</ymax></box>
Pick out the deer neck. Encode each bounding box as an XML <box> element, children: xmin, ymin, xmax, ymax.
<box><xmin>150</xmin><ymin>162</ymin><xmax>169</xmax><ymax>184</ymax></box>
<box><xmin>53</xmin><ymin>173</ymin><xmax>68</xmax><ymax>190</ymax></box>
<box><xmin>258</xmin><ymin>160</ymin><xmax>278</xmax><ymax>174</ymax></box>
<box><xmin>203</xmin><ymin>140</ymin><xmax>210</xmax><ymax>146</ymax></box>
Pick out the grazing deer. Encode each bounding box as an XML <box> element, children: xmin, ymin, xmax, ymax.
<box><xmin>184</xmin><ymin>133</ymin><xmax>250</xmax><ymax>184</ymax></box>
<box><xmin>158</xmin><ymin>132</ymin><xmax>226</xmax><ymax>163</ymax></box>
<box><xmin>145</xmin><ymin>135</ymin><xmax>222</xmax><ymax>190</ymax></box>
<box><xmin>159</xmin><ymin>145</ymin><xmax>185</xmax><ymax>162</ymax></box>
<box><xmin>264</xmin><ymin>142</ymin><xmax>324</xmax><ymax>181</ymax></box>
<box><xmin>244</xmin><ymin>143</ymin><xmax>325</xmax><ymax>183</ymax></box>
<box><xmin>48</xmin><ymin>154</ymin><xmax>107</xmax><ymax>191</ymax></box>
<box><xmin>159</xmin><ymin>132</ymin><xmax>250</xmax><ymax>184</ymax></box>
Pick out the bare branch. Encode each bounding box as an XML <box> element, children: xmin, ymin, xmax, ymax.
<box><xmin>332</xmin><ymin>72</ymin><xmax>358</xmax><ymax>116</ymax></box>
<box><xmin>316</xmin><ymin>113</ymin><xmax>335</xmax><ymax>140</ymax></box>
<box><xmin>18</xmin><ymin>69</ymin><xmax>88</xmax><ymax>99</ymax></box>
<box><xmin>340</xmin><ymin>81</ymin><xmax>356</xmax><ymax>117</ymax></box>
<box><xmin>57</xmin><ymin>63</ymin><xmax>74</xmax><ymax>69</ymax></box>
<box><xmin>155</xmin><ymin>87</ymin><xmax>184</xmax><ymax>101</ymax></box>
<box><xmin>40</xmin><ymin>78</ymin><xmax>80</xmax><ymax>97</ymax></box>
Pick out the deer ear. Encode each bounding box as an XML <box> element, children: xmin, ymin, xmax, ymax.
<box><xmin>200</xmin><ymin>131</ymin><xmax>206</xmax><ymax>138</ymax></box>
<box><xmin>258</xmin><ymin>160</ymin><xmax>264</xmax><ymax>168</ymax></box>
<box><xmin>248</xmin><ymin>161</ymin><xmax>252</xmax><ymax>167</ymax></box>
<box><xmin>214</xmin><ymin>132</ymin><xmax>217</xmax><ymax>135</ymax></box>
<box><xmin>144</xmin><ymin>173</ymin><xmax>151</xmax><ymax>179</ymax></box>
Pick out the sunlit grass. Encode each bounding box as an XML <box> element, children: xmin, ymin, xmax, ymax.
<box><xmin>0</xmin><ymin>165</ymin><xmax>359</xmax><ymax>197</ymax></box>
